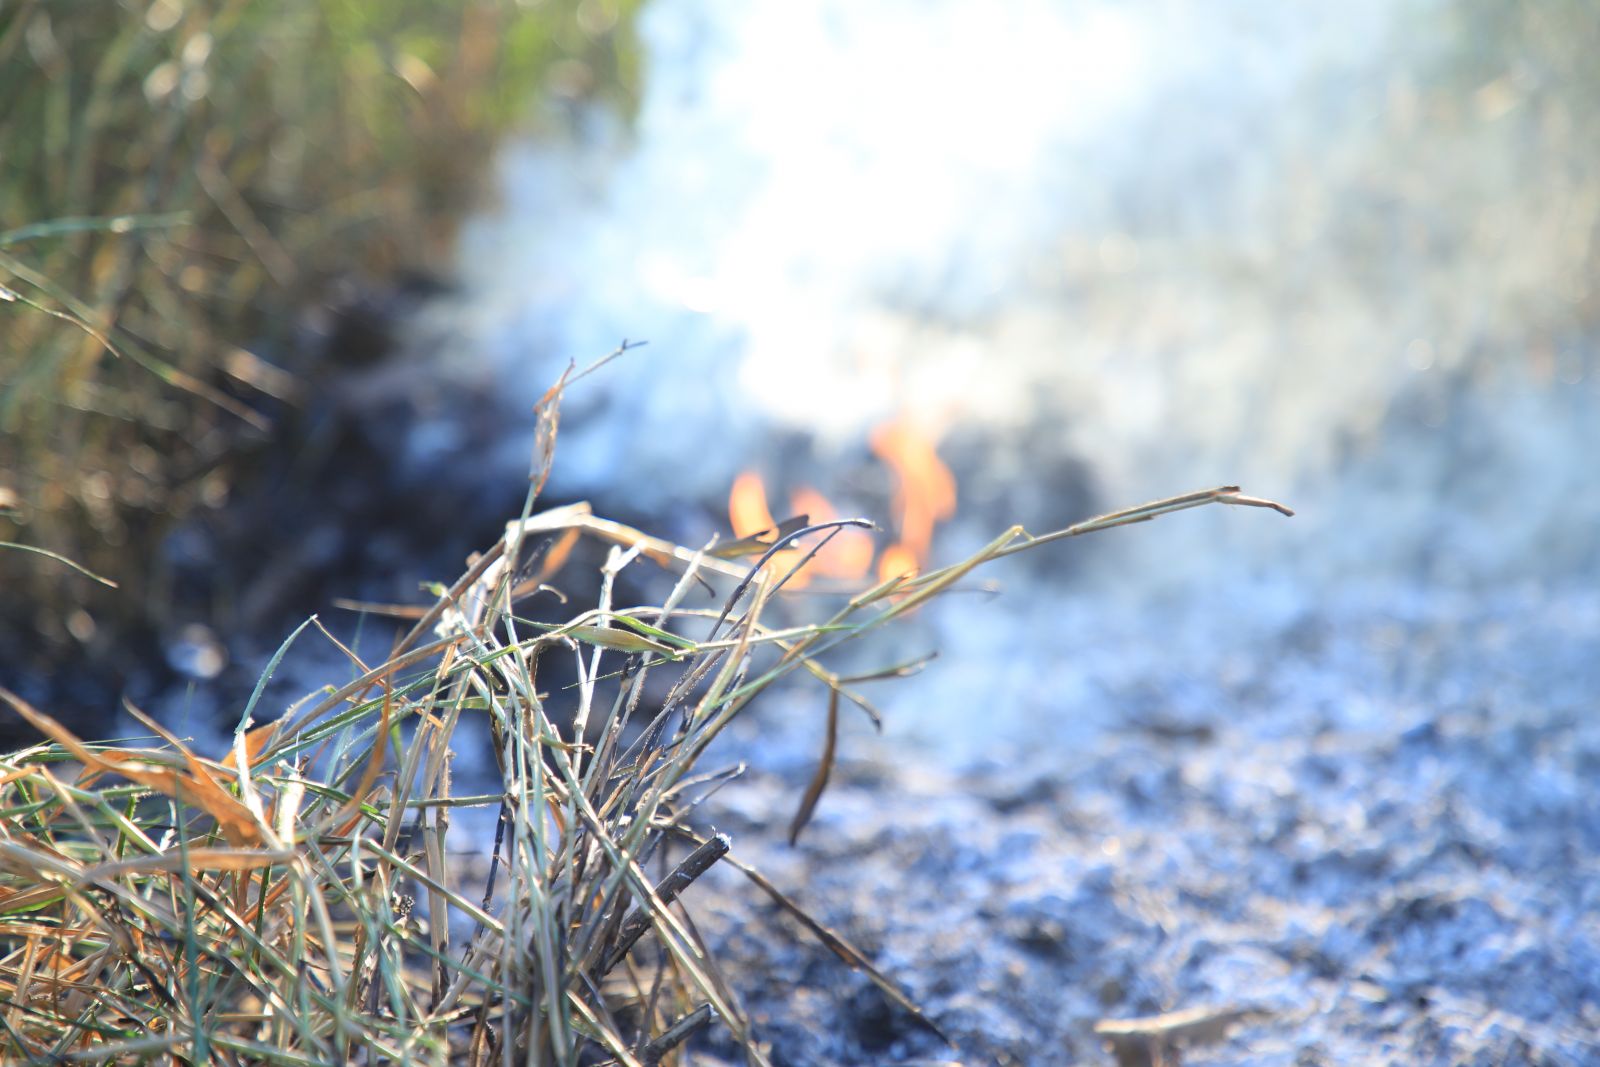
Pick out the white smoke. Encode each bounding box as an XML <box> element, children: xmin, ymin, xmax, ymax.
<box><xmin>435</xmin><ymin>0</ymin><xmax>1599</xmax><ymax>755</ymax></box>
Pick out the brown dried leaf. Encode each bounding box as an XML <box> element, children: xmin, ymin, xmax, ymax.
<box><xmin>219</xmin><ymin>719</ymin><xmax>280</xmax><ymax>771</ymax></box>
<box><xmin>788</xmin><ymin>687</ymin><xmax>839</xmax><ymax>846</ymax></box>
<box><xmin>1</xmin><ymin>688</ymin><xmax>263</xmax><ymax>847</ymax></box>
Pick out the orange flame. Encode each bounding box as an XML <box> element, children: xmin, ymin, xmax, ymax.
<box><xmin>875</xmin><ymin>543</ymin><xmax>919</xmax><ymax>583</ymax></box>
<box><xmin>727</xmin><ymin>475</ymin><xmax>878</xmax><ymax>588</ymax></box>
<box><xmin>728</xmin><ymin>472</ymin><xmax>808</xmax><ymax>584</ymax></box>
<box><xmin>872</xmin><ymin>419</ymin><xmax>956</xmax><ymax>582</ymax></box>
<box><xmin>789</xmin><ymin>487</ymin><xmax>876</xmax><ymax>578</ymax></box>
<box><xmin>726</xmin><ymin>419</ymin><xmax>956</xmax><ymax>588</ymax></box>
<box><xmin>729</xmin><ymin>471</ymin><xmax>776</xmax><ymax>539</ymax></box>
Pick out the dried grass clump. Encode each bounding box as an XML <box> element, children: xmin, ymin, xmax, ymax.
<box><xmin>0</xmin><ymin>372</ymin><xmax>1290</xmax><ymax>1064</ymax></box>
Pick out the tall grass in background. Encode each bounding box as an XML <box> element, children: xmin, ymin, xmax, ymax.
<box><xmin>0</xmin><ymin>0</ymin><xmax>641</xmax><ymax>680</ymax></box>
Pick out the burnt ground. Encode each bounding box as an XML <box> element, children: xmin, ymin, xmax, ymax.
<box><xmin>54</xmin><ymin>422</ymin><xmax>1593</xmax><ymax>1066</ymax></box>
<box><xmin>106</xmin><ymin>453</ymin><xmax>1597</xmax><ymax>1067</ymax></box>
<box><xmin>34</xmin><ymin>331</ymin><xmax>1587</xmax><ymax>1066</ymax></box>
<box><xmin>671</xmin><ymin>585</ymin><xmax>1600</xmax><ymax>1066</ymax></box>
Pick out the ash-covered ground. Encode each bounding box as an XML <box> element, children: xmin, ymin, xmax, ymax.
<box><xmin>670</xmin><ymin>582</ymin><xmax>1600</xmax><ymax>1065</ymax></box>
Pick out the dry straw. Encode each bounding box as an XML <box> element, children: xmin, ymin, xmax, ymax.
<box><xmin>0</xmin><ymin>365</ymin><xmax>1290</xmax><ymax>1064</ymax></box>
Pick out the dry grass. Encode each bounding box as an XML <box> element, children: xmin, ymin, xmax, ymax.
<box><xmin>0</xmin><ymin>363</ymin><xmax>1290</xmax><ymax>1064</ymax></box>
<box><xmin>0</xmin><ymin>0</ymin><xmax>641</xmax><ymax>673</ymax></box>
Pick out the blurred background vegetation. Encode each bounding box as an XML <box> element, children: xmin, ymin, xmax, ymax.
<box><xmin>0</xmin><ymin>0</ymin><xmax>641</xmax><ymax>718</ymax></box>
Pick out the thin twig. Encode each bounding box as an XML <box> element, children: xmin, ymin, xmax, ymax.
<box><xmin>604</xmin><ymin>834</ymin><xmax>731</xmax><ymax>974</ymax></box>
<box><xmin>640</xmin><ymin>1003</ymin><xmax>717</xmax><ymax>1066</ymax></box>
